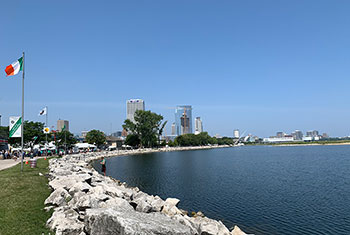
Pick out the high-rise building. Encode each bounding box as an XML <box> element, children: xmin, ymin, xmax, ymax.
<box><xmin>292</xmin><ymin>130</ymin><xmax>303</xmax><ymax>140</ymax></box>
<box><xmin>276</xmin><ymin>132</ymin><xmax>285</xmax><ymax>138</ymax></box>
<box><xmin>57</xmin><ymin>120</ymin><xmax>69</xmax><ymax>132</ymax></box>
<box><xmin>127</xmin><ymin>99</ymin><xmax>145</xmax><ymax>123</ymax></box>
<box><xmin>233</xmin><ymin>129</ymin><xmax>240</xmax><ymax>138</ymax></box>
<box><xmin>175</xmin><ymin>105</ymin><xmax>192</xmax><ymax>135</ymax></box>
<box><xmin>195</xmin><ymin>117</ymin><xmax>203</xmax><ymax>135</ymax></box>
<box><xmin>171</xmin><ymin>123</ymin><xmax>176</xmax><ymax>136</ymax></box>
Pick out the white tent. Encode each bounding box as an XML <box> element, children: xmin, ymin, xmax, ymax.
<box><xmin>74</xmin><ymin>143</ymin><xmax>97</xmax><ymax>149</ymax></box>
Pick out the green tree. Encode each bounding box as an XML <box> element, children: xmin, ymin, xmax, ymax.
<box><xmin>0</xmin><ymin>126</ymin><xmax>9</xmax><ymax>140</ymax></box>
<box><xmin>8</xmin><ymin>121</ymin><xmax>47</xmax><ymax>146</ymax></box>
<box><xmin>85</xmin><ymin>130</ymin><xmax>106</xmax><ymax>147</ymax></box>
<box><xmin>55</xmin><ymin>130</ymin><xmax>77</xmax><ymax>149</ymax></box>
<box><xmin>122</xmin><ymin>110</ymin><xmax>166</xmax><ymax>148</ymax></box>
<box><xmin>125</xmin><ymin>134</ymin><xmax>140</xmax><ymax>147</ymax></box>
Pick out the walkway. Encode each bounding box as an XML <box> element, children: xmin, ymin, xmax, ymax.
<box><xmin>0</xmin><ymin>159</ymin><xmax>20</xmax><ymax>171</ymax></box>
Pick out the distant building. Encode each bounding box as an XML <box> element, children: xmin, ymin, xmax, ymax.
<box><xmin>195</xmin><ymin>117</ymin><xmax>203</xmax><ymax>135</ymax></box>
<box><xmin>127</xmin><ymin>99</ymin><xmax>145</xmax><ymax>123</ymax></box>
<box><xmin>322</xmin><ymin>133</ymin><xmax>329</xmax><ymax>138</ymax></box>
<box><xmin>292</xmin><ymin>130</ymin><xmax>303</xmax><ymax>140</ymax></box>
<box><xmin>111</xmin><ymin>131</ymin><xmax>122</xmax><ymax>137</ymax></box>
<box><xmin>57</xmin><ymin>120</ymin><xmax>69</xmax><ymax>132</ymax></box>
<box><xmin>306</xmin><ymin>130</ymin><xmax>319</xmax><ymax>138</ymax></box>
<box><xmin>233</xmin><ymin>129</ymin><xmax>240</xmax><ymax>138</ymax></box>
<box><xmin>263</xmin><ymin>136</ymin><xmax>294</xmax><ymax>143</ymax></box>
<box><xmin>171</xmin><ymin>123</ymin><xmax>176</xmax><ymax>136</ymax></box>
<box><xmin>276</xmin><ymin>132</ymin><xmax>285</xmax><ymax>138</ymax></box>
<box><xmin>81</xmin><ymin>130</ymin><xmax>88</xmax><ymax>138</ymax></box>
<box><xmin>175</xmin><ymin>105</ymin><xmax>192</xmax><ymax>135</ymax></box>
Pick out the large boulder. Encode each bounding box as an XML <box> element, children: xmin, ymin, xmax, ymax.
<box><xmin>45</xmin><ymin>188</ymin><xmax>71</xmax><ymax>207</ymax></box>
<box><xmin>85</xmin><ymin>208</ymin><xmax>194</xmax><ymax>235</ymax></box>
<box><xmin>47</xmin><ymin>207</ymin><xmax>84</xmax><ymax>235</ymax></box>
<box><xmin>231</xmin><ymin>225</ymin><xmax>247</xmax><ymax>235</ymax></box>
<box><xmin>190</xmin><ymin>216</ymin><xmax>231</xmax><ymax>235</ymax></box>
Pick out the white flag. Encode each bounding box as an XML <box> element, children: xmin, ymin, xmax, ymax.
<box><xmin>39</xmin><ymin>107</ymin><xmax>47</xmax><ymax>116</ymax></box>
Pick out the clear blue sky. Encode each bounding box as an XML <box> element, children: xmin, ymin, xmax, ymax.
<box><xmin>1</xmin><ymin>0</ymin><xmax>350</xmax><ymax>137</ymax></box>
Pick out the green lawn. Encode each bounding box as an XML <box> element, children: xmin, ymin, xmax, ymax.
<box><xmin>0</xmin><ymin>159</ymin><xmax>54</xmax><ymax>235</ymax></box>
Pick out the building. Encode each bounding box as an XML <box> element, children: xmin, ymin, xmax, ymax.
<box><xmin>276</xmin><ymin>132</ymin><xmax>285</xmax><ymax>138</ymax></box>
<box><xmin>81</xmin><ymin>131</ymin><xmax>88</xmax><ymax>139</ymax></box>
<box><xmin>126</xmin><ymin>99</ymin><xmax>145</xmax><ymax>123</ymax></box>
<box><xmin>322</xmin><ymin>133</ymin><xmax>329</xmax><ymax>138</ymax></box>
<box><xmin>194</xmin><ymin>117</ymin><xmax>203</xmax><ymax>135</ymax></box>
<box><xmin>57</xmin><ymin>120</ymin><xmax>69</xmax><ymax>132</ymax></box>
<box><xmin>292</xmin><ymin>130</ymin><xmax>303</xmax><ymax>140</ymax></box>
<box><xmin>111</xmin><ymin>131</ymin><xmax>122</xmax><ymax>137</ymax></box>
<box><xmin>263</xmin><ymin>136</ymin><xmax>294</xmax><ymax>143</ymax></box>
<box><xmin>233</xmin><ymin>129</ymin><xmax>240</xmax><ymax>138</ymax></box>
<box><xmin>175</xmin><ymin>105</ymin><xmax>192</xmax><ymax>135</ymax></box>
<box><xmin>171</xmin><ymin>123</ymin><xmax>176</xmax><ymax>136</ymax></box>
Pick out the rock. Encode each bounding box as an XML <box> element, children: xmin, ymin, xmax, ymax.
<box><xmin>135</xmin><ymin>199</ymin><xmax>152</xmax><ymax>213</ymax></box>
<box><xmin>99</xmin><ymin>197</ymin><xmax>134</xmax><ymax>212</ymax></box>
<box><xmin>165</xmin><ymin>197</ymin><xmax>180</xmax><ymax>207</ymax></box>
<box><xmin>190</xmin><ymin>216</ymin><xmax>231</xmax><ymax>235</ymax></box>
<box><xmin>47</xmin><ymin>207</ymin><xmax>84</xmax><ymax>235</ymax></box>
<box><xmin>150</xmin><ymin>196</ymin><xmax>165</xmax><ymax>212</ymax></box>
<box><xmin>45</xmin><ymin>188</ymin><xmax>71</xmax><ymax>207</ymax></box>
<box><xmin>85</xmin><ymin>208</ymin><xmax>194</xmax><ymax>235</ymax></box>
<box><xmin>68</xmin><ymin>181</ymin><xmax>92</xmax><ymax>195</ymax></box>
<box><xmin>231</xmin><ymin>225</ymin><xmax>247</xmax><ymax>235</ymax></box>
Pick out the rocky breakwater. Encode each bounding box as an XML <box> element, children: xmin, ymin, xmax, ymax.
<box><xmin>45</xmin><ymin>149</ymin><xmax>249</xmax><ymax>235</ymax></box>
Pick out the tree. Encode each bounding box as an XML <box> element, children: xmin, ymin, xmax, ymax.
<box><xmin>125</xmin><ymin>134</ymin><xmax>140</xmax><ymax>147</ymax></box>
<box><xmin>85</xmin><ymin>130</ymin><xmax>106</xmax><ymax>147</ymax></box>
<box><xmin>122</xmin><ymin>110</ymin><xmax>166</xmax><ymax>148</ymax></box>
<box><xmin>0</xmin><ymin>126</ymin><xmax>9</xmax><ymax>140</ymax></box>
<box><xmin>55</xmin><ymin>130</ymin><xmax>77</xmax><ymax>149</ymax></box>
<box><xmin>8</xmin><ymin>121</ymin><xmax>47</xmax><ymax>146</ymax></box>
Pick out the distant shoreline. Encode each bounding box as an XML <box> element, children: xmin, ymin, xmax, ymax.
<box><xmin>263</xmin><ymin>142</ymin><xmax>350</xmax><ymax>147</ymax></box>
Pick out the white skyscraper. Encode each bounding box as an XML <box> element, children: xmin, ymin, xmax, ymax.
<box><xmin>195</xmin><ymin>117</ymin><xmax>203</xmax><ymax>135</ymax></box>
<box><xmin>171</xmin><ymin>123</ymin><xmax>176</xmax><ymax>136</ymax></box>
<box><xmin>127</xmin><ymin>99</ymin><xmax>145</xmax><ymax>123</ymax></box>
<box><xmin>234</xmin><ymin>129</ymin><xmax>240</xmax><ymax>138</ymax></box>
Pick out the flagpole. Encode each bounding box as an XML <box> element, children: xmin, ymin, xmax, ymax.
<box><xmin>46</xmin><ymin>106</ymin><xmax>48</xmax><ymax>145</ymax></box>
<box><xmin>21</xmin><ymin>52</ymin><xmax>25</xmax><ymax>172</ymax></box>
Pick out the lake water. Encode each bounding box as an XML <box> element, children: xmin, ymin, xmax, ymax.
<box><xmin>92</xmin><ymin>145</ymin><xmax>350</xmax><ymax>235</ymax></box>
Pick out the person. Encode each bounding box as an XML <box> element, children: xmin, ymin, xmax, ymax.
<box><xmin>100</xmin><ymin>157</ymin><xmax>106</xmax><ymax>176</ymax></box>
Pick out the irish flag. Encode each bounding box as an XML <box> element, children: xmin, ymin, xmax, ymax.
<box><xmin>5</xmin><ymin>57</ymin><xmax>23</xmax><ymax>76</ymax></box>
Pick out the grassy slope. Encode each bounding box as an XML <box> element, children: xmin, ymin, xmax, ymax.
<box><xmin>0</xmin><ymin>159</ymin><xmax>53</xmax><ymax>235</ymax></box>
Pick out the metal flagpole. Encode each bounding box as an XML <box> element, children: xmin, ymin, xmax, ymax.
<box><xmin>46</xmin><ymin>106</ymin><xmax>48</xmax><ymax>145</ymax></box>
<box><xmin>21</xmin><ymin>52</ymin><xmax>25</xmax><ymax>172</ymax></box>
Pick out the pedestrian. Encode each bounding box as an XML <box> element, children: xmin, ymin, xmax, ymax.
<box><xmin>100</xmin><ymin>157</ymin><xmax>106</xmax><ymax>176</ymax></box>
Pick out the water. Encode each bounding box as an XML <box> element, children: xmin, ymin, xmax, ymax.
<box><xmin>92</xmin><ymin>145</ymin><xmax>350</xmax><ymax>235</ymax></box>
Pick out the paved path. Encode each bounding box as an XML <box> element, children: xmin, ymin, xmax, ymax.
<box><xmin>0</xmin><ymin>159</ymin><xmax>20</xmax><ymax>171</ymax></box>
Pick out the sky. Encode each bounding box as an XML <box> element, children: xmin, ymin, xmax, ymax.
<box><xmin>1</xmin><ymin>0</ymin><xmax>350</xmax><ymax>137</ymax></box>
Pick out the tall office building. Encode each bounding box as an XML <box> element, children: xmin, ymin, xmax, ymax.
<box><xmin>195</xmin><ymin>117</ymin><xmax>203</xmax><ymax>135</ymax></box>
<box><xmin>233</xmin><ymin>129</ymin><xmax>240</xmax><ymax>138</ymax></box>
<box><xmin>171</xmin><ymin>123</ymin><xmax>176</xmax><ymax>136</ymax></box>
<box><xmin>294</xmin><ymin>130</ymin><xmax>303</xmax><ymax>140</ymax></box>
<box><xmin>175</xmin><ymin>105</ymin><xmax>192</xmax><ymax>135</ymax></box>
<box><xmin>57</xmin><ymin>119</ymin><xmax>69</xmax><ymax>132</ymax></box>
<box><xmin>127</xmin><ymin>99</ymin><xmax>145</xmax><ymax>123</ymax></box>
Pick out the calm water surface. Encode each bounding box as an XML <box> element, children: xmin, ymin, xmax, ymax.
<box><xmin>93</xmin><ymin>145</ymin><xmax>350</xmax><ymax>235</ymax></box>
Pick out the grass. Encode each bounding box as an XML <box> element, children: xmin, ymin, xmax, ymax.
<box><xmin>0</xmin><ymin>158</ymin><xmax>54</xmax><ymax>235</ymax></box>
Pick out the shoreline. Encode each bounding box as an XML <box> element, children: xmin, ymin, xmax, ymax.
<box><xmin>264</xmin><ymin>142</ymin><xmax>350</xmax><ymax>147</ymax></box>
<box><xmin>45</xmin><ymin>144</ymin><xmax>248</xmax><ymax>235</ymax></box>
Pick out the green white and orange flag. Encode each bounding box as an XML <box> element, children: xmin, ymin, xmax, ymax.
<box><xmin>5</xmin><ymin>57</ymin><xmax>23</xmax><ymax>76</ymax></box>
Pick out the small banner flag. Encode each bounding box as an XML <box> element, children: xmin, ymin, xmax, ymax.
<box><xmin>5</xmin><ymin>57</ymin><xmax>23</xmax><ymax>76</ymax></box>
<box><xmin>43</xmin><ymin>127</ymin><xmax>50</xmax><ymax>134</ymax></box>
<box><xmin>61</xmin><ymin>125</ymin><xmax>66</xmax><ymax>131</ymax></box>
<box><xmin>39</xmin><ymin>107</ymin><xmax>47</xmax><ymax>116</ymax></box>
<box><xmin>9</xmin><ymin>116</ymin><xmax>22</xmax><ymax>138</ymax></box>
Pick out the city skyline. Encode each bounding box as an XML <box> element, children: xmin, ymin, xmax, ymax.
<box><xmin>1</xmin><ymin>1</ymin><xmax>350</xmax><ymax>137</ymax></box>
